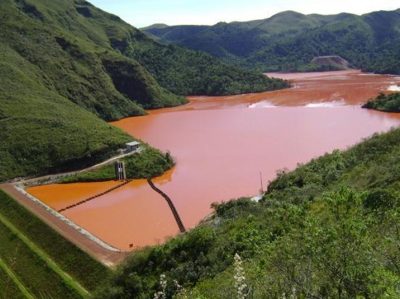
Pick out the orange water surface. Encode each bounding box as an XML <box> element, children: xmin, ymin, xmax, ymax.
<box><xmin>28</xmin><ymin>70</ymin><xmax>400</xmax><ymax>250</ymax></box>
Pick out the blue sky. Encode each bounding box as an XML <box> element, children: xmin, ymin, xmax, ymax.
<box><xmin>90</xmin><ymin>0</ymin><xmax>400</xmax><ymax>28</ymax></box>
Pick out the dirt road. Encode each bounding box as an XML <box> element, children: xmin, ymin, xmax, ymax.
<box><xmin>18</xmin><ymin>149</ymin><xmax>140</xmax><ymax>187</ymax></box>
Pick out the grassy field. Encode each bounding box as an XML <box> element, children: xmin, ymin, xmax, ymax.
<box><xmin>0</xmin><ymin>190</ymin><xmax>111</xmax><ymax>296</ymax></box>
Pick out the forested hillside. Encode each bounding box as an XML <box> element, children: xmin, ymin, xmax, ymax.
<box><xmin>0</xmin><ymin>0</ymin><xmax>286</xmax><ymax>181</ymax></box>
<box><xmin>363</xmin><ymin>92</ymin><xmax>400</xmax><ymax>112</ymax></box>
<box><xmin>144</xmin><ymin>9</ymin><xmax>400</xmax><ymax>73</ymax></box>
<box><xmin>97</xmin><ymin>127</ymin><xmax>400</xmax><ymax>298</ymax></box>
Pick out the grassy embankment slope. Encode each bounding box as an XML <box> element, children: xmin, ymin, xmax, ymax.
<box><xmin>144</xmin><ymin>9</ymin><xmax>400</xmax><ymax>73</ymax></box>
<box><xmin>0</xmin><ymin>0</ymin><xmax>287</xmax><ymax>182</ymax></box>
<box><xmin>0</xmin><ymin>258</ymin><xmax>28</xmax><ymax>299</ymax></box>
<box><xmin>0</xmin><ymin>190</ymin><xmax>110</xmax><ymax>298</ymax></box>
<box><xmin>97</xmin><ymin>126</ymin><xmax>400</xmax><ymax>298</ymax></box>
<box><xmin>363</xmin><ymin>92</ymin><xmax>400</xmax><ymax>112</ymax></box>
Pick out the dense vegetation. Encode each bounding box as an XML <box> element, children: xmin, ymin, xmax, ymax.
<box><xmin>61</xmin><ymin>146</ymin><xmax>174</xmax><ymax>183</ymax></box>
<box><xmin>0</xmin><ymin>0</ymin><xmax>287</xmax><ymax>182</ymax></box>
<box><xmin>363</xmin><ymin>92</ymin><xmax>400</xmax><ymax>112</ymax></box>
<box><xmin>122</xmin><ymin>42</ymin><xmax>288</xmax><ymax>95</ymax></box>
<box><xmin>144</xmin><ymin>9</ymin><xmax>400</xmax><ymax>73</ymax></box>
<box><xmin>96</xmin><ymin>127</ymin><xmax>400</xmax><ymax>298</ymax></box>
<box><xmin>0</xmin><ymin>190</ymin><xmax>110</xmax><ymax>293</ymax></box>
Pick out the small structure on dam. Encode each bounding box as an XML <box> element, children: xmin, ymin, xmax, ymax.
<box><xmin>126</xmin><ymin>141</ymin><xmax>141</xmax><ymax>152</ymax></box>
<box><xmin>115</xmin><ymin>161</ymin><xmax>127</xmax><ymax>180</ymax></box>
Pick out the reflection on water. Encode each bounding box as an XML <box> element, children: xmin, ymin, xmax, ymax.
<box><xmin>28</xmin><ymin>70</ymin><xmax>400</xmax><ymax>250</ymax></box>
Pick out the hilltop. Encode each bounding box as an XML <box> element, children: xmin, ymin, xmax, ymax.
<box><xmin>144</xmin><ymin>9</ymin><xmax>400</xmax><ymax>73</ymax></box>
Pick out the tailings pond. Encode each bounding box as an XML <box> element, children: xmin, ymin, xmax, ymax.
<box><xmin>28</xmin><ymin>70</ymin><xmax>400</xmax><ymax>250</ymax></box>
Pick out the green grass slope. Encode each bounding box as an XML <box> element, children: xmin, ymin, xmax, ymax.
<box><xmin>0</xmin><ymin>43</ymin><xmax>132</xmax><ymax>181</ymax></box>
<box><xmin>0</xmin><ymin>190</ymin><xmax>110</xmax><ymax>293</ymax></box>
<box><xmin>1</xmin><ymin>0</ymin><xmax>186</xmax><ymax>119</ymax></box>
<box><xmin>0</xmin><ymin>261</ymin><xmax>26</xmax><ymax>299</ymax></box>
<box><xmin>0</xmin><ymin>0</ymin><xmax>288</xmax><ymax>181</ymax></box>
<box><xmin>0</xmin><ymin>0</ymin><xmax>177</xmax><ymax>181</ymax></box>
<box><xmin>96</xmin><ymin>127</ymin><xmax>400</xmax><ymax>298</ymax></box>
<box><xmin>0</xmin><ymin>219</ymin><xmax>83</xmax><ymax>298</ymax></box>
<box><xmin>144</xmin><ymin>9</ymin><xmax>400</xmax><ymax>73</ymax></box>
<box><xmin>0</xmin><ymin>190</ymin><xmax>92</xmax><ymax>298</ymax></box>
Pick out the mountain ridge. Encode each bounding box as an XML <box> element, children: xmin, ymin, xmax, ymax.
<box><xmin>143</xmin><ymin>8</ymin><xmax>400</xmax><ymax>73</ymax></box>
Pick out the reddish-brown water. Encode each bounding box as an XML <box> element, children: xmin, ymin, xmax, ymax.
<box><xmin>28</xmin><ymin>70</ymin><xmax>400</xmax><ymax>250</ymax></box>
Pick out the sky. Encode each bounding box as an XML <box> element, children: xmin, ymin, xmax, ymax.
<box><xmin>89</xmin><ymin>0</ymin><xmax>400</xmax><ymax>28</ymax></box>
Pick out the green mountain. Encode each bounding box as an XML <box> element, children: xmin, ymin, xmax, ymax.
<box><xmin>97</xmin><ymin>126</ymin><xmax>400</xmax><ymax>299</ymax></box>
<box><xmin>0</xmin><ymin>0</ymin><xmax>286</xmax><ymax>181</ymax></box>
<box><xmin>144</xmin><ymin>9</ymin><xmax>400</xmax><ymax>73</ymax></box>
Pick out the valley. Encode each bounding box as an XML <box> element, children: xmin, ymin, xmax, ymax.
<box><xmin>1</xmin><ymin>0</ymin><xmax>400</xmax><ymax>297</ymax></box>
<box><xmin>26</xmin><ymin>70</ymin><xmax>400</xmax><ymax>250</ymax></box>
